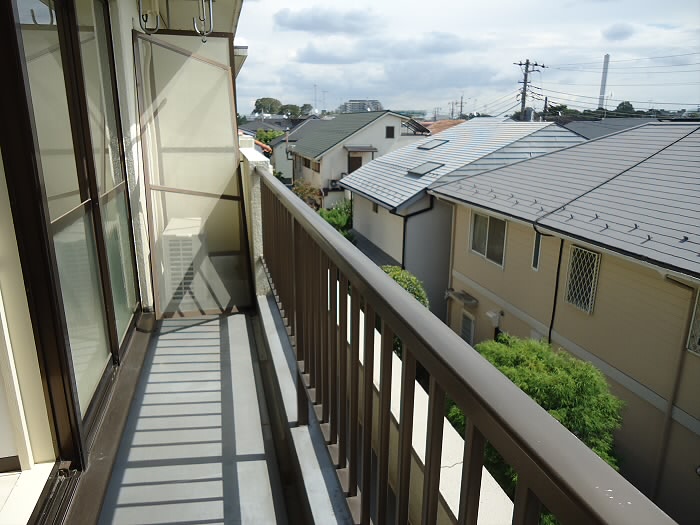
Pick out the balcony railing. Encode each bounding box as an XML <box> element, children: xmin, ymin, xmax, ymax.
<box><xmin>256</xmin><ymin>165</ymin><xmax>673</xmax><ymax>525</ymax></box>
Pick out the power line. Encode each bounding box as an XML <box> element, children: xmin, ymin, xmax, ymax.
<box><xmin>549</xmin><ymin>67</ymin><xmax>700</xmax><ymax>74</ymax></box>
<box><xmin>533</xmin><ymin>81</ymin><xmax>700</xmax><ymax>87</ymax></box>
<box><xmin>530</xmin><ymin>85</ymin><xmax>699</xmax><ymax>106</ymax></box>
<box><xmin>548</xmin><ymin>52</ymin><xmax>700</xmax><ymax>67</ymax></box>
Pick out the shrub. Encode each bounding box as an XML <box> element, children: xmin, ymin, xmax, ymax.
<box><xmin>446</xmin><ymin>334</ymin><xmax>623</xmax><ymax>518</ymax></box>
<box><xmin>318</xmin><ymin>199</ymin><xmax>353</xmax><ymax>241</ymax></box>
<box><xmin>380</xmin><ymin>266</ymin><xmax>429</xmax><ymax>359</ymax></box>
<box><xmin>291</xmin><ymin>180</ymin><xmax>322</xmax><ymax>209</ymax></box>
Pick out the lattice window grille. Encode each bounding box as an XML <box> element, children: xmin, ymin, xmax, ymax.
<box><xmin>565</xmin><ymin>246</ymin><xmax>601</xmax><ymax>314</ymax></box>
<box><xmin>460</xmin><ymin>312</ymin><xmax>474</xmax><ymax>345</ymax></box>
<box><xmin>688</xmin><ymin>292</ymin><xmax>700</xmax><ymax>356</ymax></box>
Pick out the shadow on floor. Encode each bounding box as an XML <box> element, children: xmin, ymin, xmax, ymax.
<box><xmin>98</xmin><ymin>315</ymin><xmax>287</xmax><ymax>525</ymax></box>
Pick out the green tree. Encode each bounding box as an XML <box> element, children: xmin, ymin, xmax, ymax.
<box><xmin>237</xmin><ymin>113</ymin><xmax>247</xmax><ymax>124</ymax></box>
<box><xmin>300</xmin><ymin>103</ymin><xmax>313</xmax><ymax>115</ymax></box>
<box><xmin>253</xmin><ymin>97</ymin><xmax>282</xmax><ymax>114</ymax></box>
<box><xmin>446</xmin><ymin>334</ymin><xmax>623</xmax><ymax>511</ymax></box>
<box><xmin>615</xmin><ymin>101</ymin><xmax>635</xmax><ymax>114</ymax></box>
<box><xmin>255</xmin><ymin>129</ymin><xmax>284</xmax><ymax>145</ymax></box>
<box><xmin>280</xmin><ymin>104</ymin><xmax>301</xmax><ymax>118</ymax></box>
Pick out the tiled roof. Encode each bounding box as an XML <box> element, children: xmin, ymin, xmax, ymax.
<box><xmin>291</xmin><ymin>111</ymin><xmax>390</xmax><ymax>160</ymax></box>
<box><xmin>431</xmin><ymin>123</ymin><xmax>700</xmax><ymax>278</ymax></box>
<box><xmin>563</xmin><ymin>117</ymin><xmax>658</xmax><ymax>139</ymax></box>
<box><xmin>269</xmin><ymin>118</ymin><xmax>324</xmax><ymax>148</ymax></box>
<box><xmin>340</xmin><ymin>119</ymin><xmax>583</xmax><ymax>210</ymax></box>
<box><xmin>419</xmin><ymin>119</ymin><xmax>466</xmax><ymax>134</ymax></box>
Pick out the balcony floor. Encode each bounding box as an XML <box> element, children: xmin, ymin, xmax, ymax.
<box><xmin>98</xmin><ymin>315</ymin><xmax>288</xmax><ymax>525</ymax></box>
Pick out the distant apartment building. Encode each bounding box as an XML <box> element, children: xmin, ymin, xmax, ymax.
<box><xmin>338</xmin><ymin>99</ymin><xmax>384</xmax><ymax>113</ymax></box>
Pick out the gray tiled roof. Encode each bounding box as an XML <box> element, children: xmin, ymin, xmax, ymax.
<box><xmin>291</xmin><ymin>111</ymin><xmax>390</xmax><ymax>160</ymax></box>
<box><xmin>341</xmin><ymin>119</ymin><xmax>583</xmax><ymax>210</ymax></box>
<box><xmin>269</xmin><ymin>118</ymin><xmax>324</xmax><ymax>148</ymax></box>
<box><xmin>431</xmin><ymin>123</ymin><xmax>700</xmax><ymax>278</ymax></box>
<box><xmin>564</xmin><ymin>117</ymin><xmax>658</xmax><ymax>139</ymax></box>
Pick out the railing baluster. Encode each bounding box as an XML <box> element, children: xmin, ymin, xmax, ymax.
<box><xmin>458</xmin><ymin>421</ymin><xmax>485</xmax><ymax>525</ymax></box>
<box><xmin>422</xmin><ymin>375</ymin><xmax>445</xmax><ymax>525</ymax></box>
<box><xmin>396</xmin><ymin>350</ymin><xmax>416</xmax><ymax>525</ymax></box>
<box><xmin>338</xmin><ymin>275</ymin><xmax>349</xmax><ymax>468</ymax></box>
<box><xmin>360</xmin><ymin>304</ymin><xmax>375</xmax><ymax>525</ymax></box>
<box><xmin>348</xmin><ymin>288</ymin><xmax>361</xmax><ymax>496</ymax></box>
<box><xmin>376</xmin><ymin>321</ymin><xmax>394</xmax><ymax>524</ymax></box>
<box><xmin>321</xmin><ymin>252</ymin><xmax>330</xmax><ymax>423</ymax></box>
<box><xmin>329</xmin><ymin>262</ymin><xmax>339</xmax><ymax>444</ymax></box>
<box><xmin>513</xmin><ymin>480</ymin><xmax>542</xmax><ymax>525</ymax></box>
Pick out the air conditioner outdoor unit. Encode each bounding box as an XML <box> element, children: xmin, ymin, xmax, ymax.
<box><xmin>329</xmin><ymin>179</ymin><xmax>340</xmax><ymax>190</ymax></box>
<box><xmin>161</xmin><ymin>217</ymin><xmax>211</xmax><ymax>311</ymax></box>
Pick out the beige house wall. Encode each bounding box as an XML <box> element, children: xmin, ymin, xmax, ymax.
<box><xmin>447</xmin><ymin>201</ymin><xmax>700</xmax><ymax>523</ymax></box>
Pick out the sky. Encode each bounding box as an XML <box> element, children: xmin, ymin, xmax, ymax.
<box><xmin>235</xmin><ymin>0</ymin><xmax>700</xmax><ymax>117</ymax></box>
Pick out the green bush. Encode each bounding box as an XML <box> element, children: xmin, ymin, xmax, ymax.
<box><xmin>380</xmin><ymin>266</ymin><xmax>429</xmax><ymax>359</ymax></box>
<box><xmin>446</xmin><ymin>334</ymin><xmax>623</xmax><ymax>518</ymax></box>
<box><xmin>255</xmin><ymin>129</ymin><xmax>284</xmax><ymax>144</ymax></box>
<box><xmin>318</xmin><ymin>199</ymin><xmax>353</xmax><ymax>241</ymax></box>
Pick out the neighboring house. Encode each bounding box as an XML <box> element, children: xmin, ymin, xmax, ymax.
<box><xmin>239</xmin><ymin>119</ymin><xmax>286</xmax><ymax>135</ymax></box>
<box><xmin>563</xmin><ymin>117</ymin><xmax>658</xmax><ymax>139</ymax></box>
<box><xmin>269</xmin><ymin>117</ymin><xmax>323</xmax><ymax>182</ymax></box>
<box><xmin>341</xmin><ymin>118</ymin><xmax>585</xmax><ymax>320</ymax></box>
<box><xmin>292</xmin><ymin>111</ymin><xmax>430</xmax><ymax>209</ymax></box>
<box><xmin>429</xmin><ymin>122</ymin><xmax>700</xmax><ymax>523</ymax></box>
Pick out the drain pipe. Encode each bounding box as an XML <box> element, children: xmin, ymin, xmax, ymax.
<box><xmin>651</xmin><ymin>277</ymin><xmax>696</xmax><ymax>501</ymax></box>
<box><xmin>548</xmin><ymin>237</ymin><xmax>564</xmax><ymax>344</ymax></box>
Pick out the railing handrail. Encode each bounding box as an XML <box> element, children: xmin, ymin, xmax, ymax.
<box><xmin>255</xmin><ymin>165</ymin><xmax>675</xmax><ymax>524</ymax></box>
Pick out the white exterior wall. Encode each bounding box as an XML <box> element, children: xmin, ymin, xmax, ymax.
<box><xmin>271</xmin><ymin>143</ymin><xmax>292</xmax><ymax>181</ymax></box>
<box><xmin>353</xmin><ymin>196</ymin><xmax>404</xmax><ymax>264</ymax></box>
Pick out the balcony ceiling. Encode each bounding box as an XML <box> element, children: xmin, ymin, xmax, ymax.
<box><xmin>156</xmin><ymin>0</ymin><xmax>244</xmax><ymax>34</ymax></box>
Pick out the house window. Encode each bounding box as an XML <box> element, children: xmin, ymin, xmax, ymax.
<box><xmin>688</xmin><ymin>291</ymin><xmax>700</xmax><ymax>356</ymax></box>
<box><xmin>311</xmin><ymin>161</ymin><xmax>320</xmax><ymax>172</ymax></box>
<box><xmin>470</xmin><ymin>212</ymin><xmax>506</xmax><ymax>266</ymax></box>
<box><xmin>303</xmin><ymin>158</ymin><xmax>311</xmax><ymax>169</ymax></box>
<box><xmin>532</xmin><ymin>232</ymin><xmax>542</xmax><ymax>270</ymax></box>
<box><xmin>460</xmin><ymin>312</ymin><xmax>475</xmax><ymax>345</ymax></box>
<box><xmin>372</xmin><ymin>202</ymin><xmax>378</xmax><ymax>213</ymax></box>
<box><xmin>565</xmin><ymin>246</ymin><xmax>601</xmax><ymax>314</ymax></box>
<box><xmin>385</xmin><ymin>126</ymin><xmax>395</xmax><ymax>138</ymax></box>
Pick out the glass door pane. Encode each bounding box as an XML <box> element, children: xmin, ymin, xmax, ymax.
<box><xmin>76</xmin><ymin>0</ymin><xmax>137</xmax><ymax>343</ymax></box>
<box><xmin>135</xmin><ymin>34</ymin><xmax>251</xmax><ymax>317</ymax></box>
<box><xmin>18</xmin><ymin>0</ymin><xmax>112</xmax><ymax>416</ymax></box>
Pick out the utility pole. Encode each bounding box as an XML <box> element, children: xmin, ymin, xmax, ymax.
<box><xmin>460</xmin><ymin>95</ymin><xmax>464</xmax><ymax>118</ymax></box>
<box><xmin>542</xmin><ymin>96</ymin><xmax>548</xmax><ymax>121</ymax></box>
<box><xmin>514</xmin><ymin>59</ymin><xmax>546</xmax><ymax>121</ymax></box>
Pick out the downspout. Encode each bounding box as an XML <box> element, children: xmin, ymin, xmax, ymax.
<box><xmin>651</xmin><ymin>277</ymin><xmax>697</xmax><ymax>501</ymax></box>
<box><xmin>399</xmin><ymin>195</ymin><xmax>434</xmax><ymax>270</ymax></box>
<box><xmin>548</xmin><ymin>237</ymin><xmax>564</xmax><ymax>344</ymax></box>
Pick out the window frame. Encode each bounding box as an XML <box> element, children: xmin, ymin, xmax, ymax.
<box><xmin>385</xmin><ymin>125</ymin><xmax>395</xmax><ymax>139</ymax></box>
<box><xmin>532</xmin><ymin>231</ymin><xmax>542</xmax><ymax>271</ymax></box>
<box><xmin>564</xmin><ymin>245</ymin><xmax>601</xmax><ymax>314</ymax></box>
<box><xmin>469</xmin><ymin>210</ymin><xmax>507</xmax><ymax>268</ymax></box>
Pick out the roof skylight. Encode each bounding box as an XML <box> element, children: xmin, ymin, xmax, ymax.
<box><xmin>408</xmin><ymin>161</ymin><xmax>444</xmax><ymax>177</ymax></box>
<box><xmin>418</xmin><ymin>139</ymin><xmax>449</xmax><ymax>150</ymax></box>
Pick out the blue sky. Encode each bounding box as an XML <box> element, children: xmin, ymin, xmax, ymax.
<box><xmin>236</xmin><ymin>0</ymin><xmax>700</xmax><ymax>116</ymax></box>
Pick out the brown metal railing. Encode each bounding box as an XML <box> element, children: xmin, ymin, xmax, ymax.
<box><xmin>257</xmin><ymin>166</ymin><xmax>673</xmax><ymax>525</ymax></box>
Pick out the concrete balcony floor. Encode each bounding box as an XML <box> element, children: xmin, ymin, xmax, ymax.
<box><xmin>98</xmin><ymin>315</ymin><xmax>288</xmax><ymax>525</ymax></box>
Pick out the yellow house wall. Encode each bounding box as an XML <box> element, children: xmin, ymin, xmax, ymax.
<box><xmin>447</xmin><ymin>201</ymin><xmax>700</xmax><ymax>523</ymax></box>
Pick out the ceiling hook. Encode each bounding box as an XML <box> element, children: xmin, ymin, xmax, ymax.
<box><xmin>194</xmin><ymin>0</ymin><xmax>214</xmax><ymax>42</ymax></box>
<box><xmin>138</xmin><ymin>0</ymin><xmax>160</xmax><ymax>35</ymax></box>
